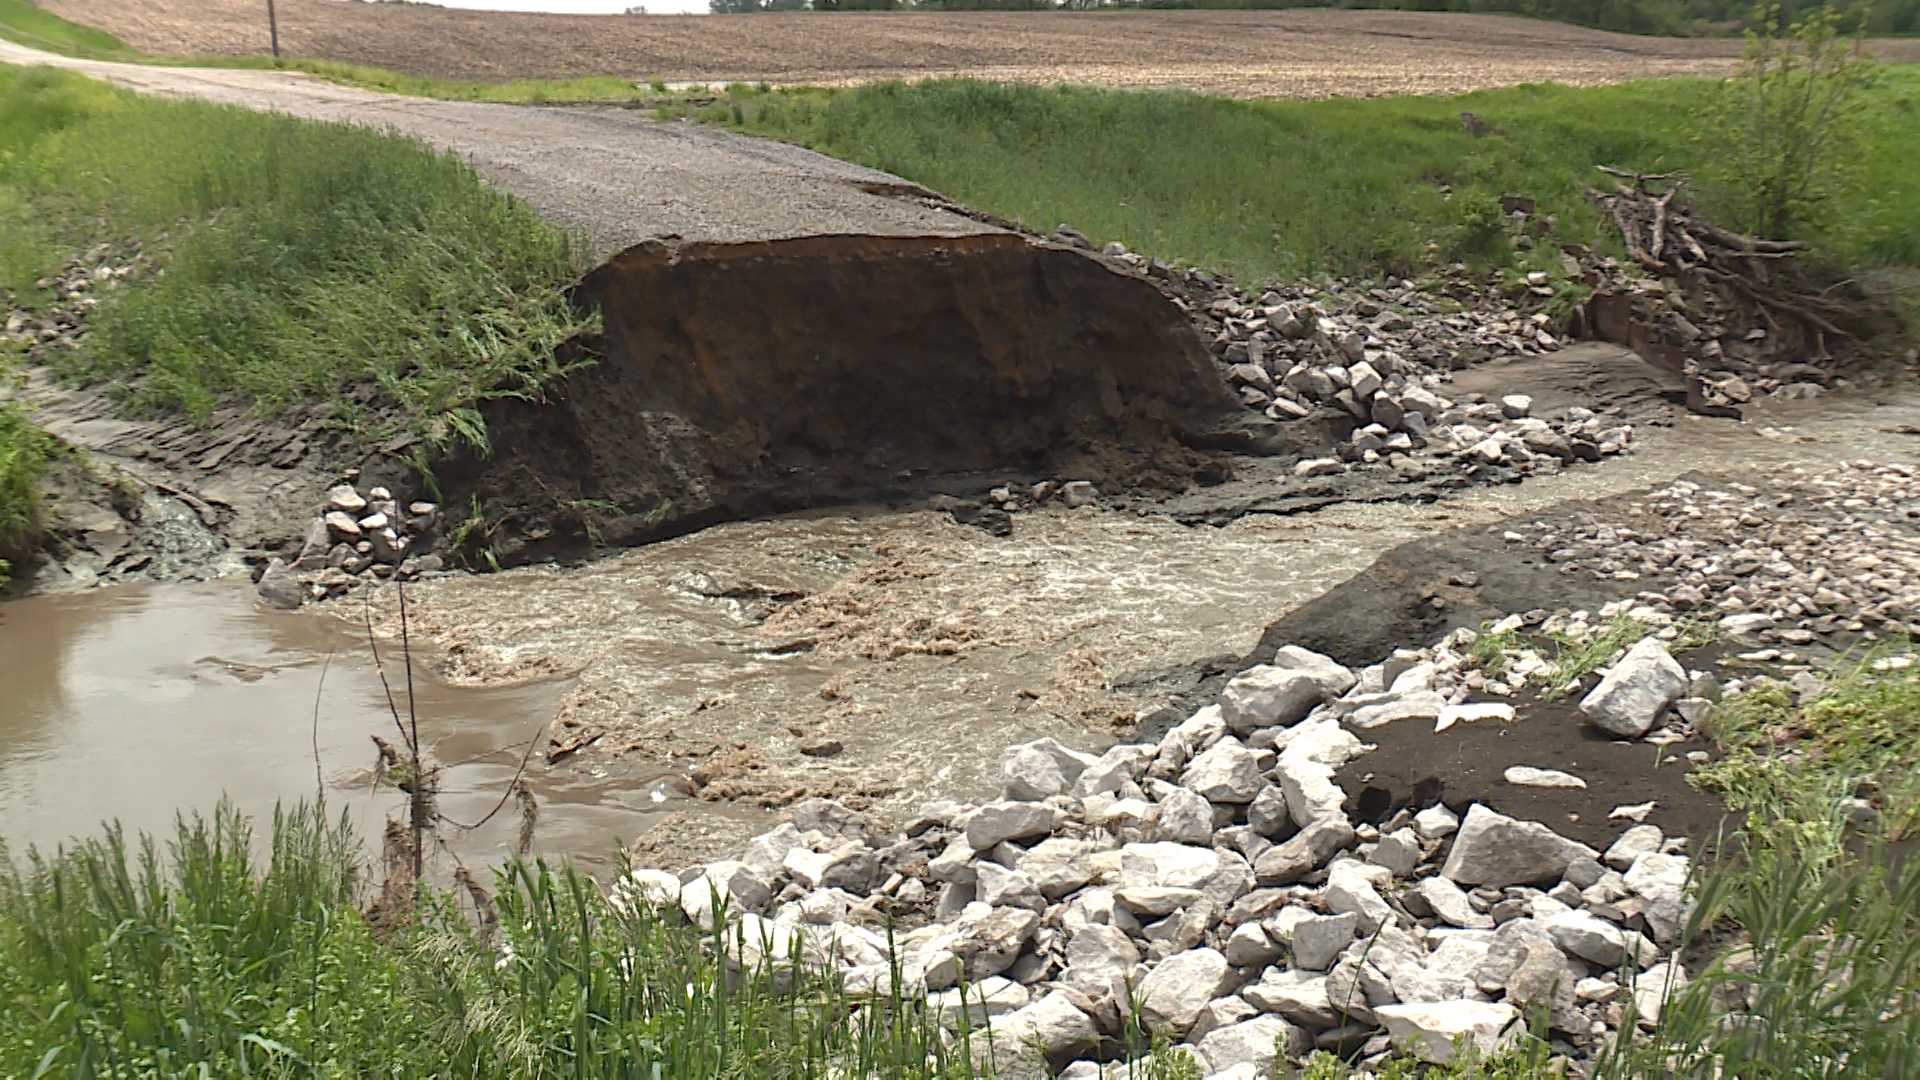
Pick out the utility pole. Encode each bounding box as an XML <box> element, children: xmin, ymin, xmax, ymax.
<box><xmin>267</xmin><ymin>0</ymin><xmax>281</xmax><ymax>60</ymax></box>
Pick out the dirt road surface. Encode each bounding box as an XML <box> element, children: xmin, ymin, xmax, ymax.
<box><xmin>0</xmin><ymin>38</ymin><xmax>992</xmax><ymax>261</ymax></box>
<box><xmin>36</xmin><ymin>3</ymin><xmax>1920</xmax><ymax>99</ymax></box>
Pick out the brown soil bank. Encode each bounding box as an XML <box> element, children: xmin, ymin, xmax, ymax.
<box><xmin>42</xmin><ymin>4</ymin><xmax>1920</xmax><ymax>98</ymax></box>
<box><xmin>434</xmin><ymin>234</ymin><xmax>1262</xmax><ymax>564</ymax></box>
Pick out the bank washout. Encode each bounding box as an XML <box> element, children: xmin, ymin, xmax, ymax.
<box><xmin>0</xmin><ymin>49</ymin><xmax>1298</xmax><ymax>601</ymax></box>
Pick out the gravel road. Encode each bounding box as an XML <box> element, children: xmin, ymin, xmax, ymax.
<box><xmin>0</xmin><ymin>38</ymin><xmax>994</xmax><ymax>260</ymax></box>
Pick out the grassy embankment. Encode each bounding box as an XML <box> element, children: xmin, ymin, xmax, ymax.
<box><xmin>685</xmin><ymin>69</ymin><xmax>1920</xmax><ymax>284</ymax></box>
<box><xmin>0</xmin><ymin>805</ymin><xmax>988</xmax><ymax>1078</ymax></box>
<box><xmin>0</xmin><ymin>63</ymin><xmax>594</xmax><ymax>580</ymax></box>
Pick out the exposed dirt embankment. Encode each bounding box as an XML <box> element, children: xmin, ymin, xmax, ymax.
<box><xmin>441</xmin><ymin>234</ymin><xmax>1264</xmax><ymax>564</ymax></box>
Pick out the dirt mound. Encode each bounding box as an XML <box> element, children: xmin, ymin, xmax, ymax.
<box><xmin>435</xmin><ymin>235</ymin><xmax>1254</xmax><ymax>565</ymax></box>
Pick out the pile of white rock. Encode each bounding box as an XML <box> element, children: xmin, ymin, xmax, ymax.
<box><xmin>616</xmin><ymin>641</ymin><xmax>1704</xmax><ymax>1078</ymax></box>
<box><xmin>1509</xmin><ymin>462</ymin><xmax>1920</xmax><ymax>645</ymax></box>
<box><xmin>256</xmin><ymin>479</ymin><xmax>444</xmax><ymax>608</ymax></box>
<box><xmin>1289</xmin><ymin>390</ymin><xmax>1635</xmax><ymax>481</ymax></box>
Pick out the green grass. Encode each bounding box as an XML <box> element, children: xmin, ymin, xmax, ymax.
<box><xmin>0</xmin><ymin>401</ymin><xmax>54</xmax><ymax>582</ymax></box>
<box><xmin>0</xmin><ymin>64</ymin><xmax>594</xmax><ymax>437</ymax></box>
<box><xmin>0</xmin><ymin>0</ymin><xmax>131</xmax><ymax>59</ymax></box>
<box><xmin>1593</xmin><ymin>646</ymin><xmax>1920</xmax><ymax>1078</ymax></box>
<box><xmin>0</xmin><ymin>802</ymin><xmax>986</xmax><ymax>1078</ymax></box>
<box><xmin>684</xmin><ymin>69</ymin><xmax>1920</xmax><ymax>283</ymax></box>
<box><xmin>1693</xmin><ymin>646</ymin><xmax>1919</xmax><ymax>869</ymax></box>
<box><xmin>235</xmin><ymin>58</ymin><xmax>671</xmax><ymax>106</ymax></box>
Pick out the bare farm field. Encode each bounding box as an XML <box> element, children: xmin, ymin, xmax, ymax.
<box><xmin>38</xmin><ymin>1</ymin><xmax>1920</xmax><ymax>99</ymax></box>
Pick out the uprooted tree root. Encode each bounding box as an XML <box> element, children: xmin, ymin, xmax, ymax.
<box><xmin>1587</xmin><ymin>168</ymin><xmax>1895</xmax><ymax>378</ymax></box>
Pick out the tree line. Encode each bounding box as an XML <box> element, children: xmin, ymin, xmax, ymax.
<box><xmin>706</xmin><ymin>0</ymin><xmax>1920</xmax><ymax>36</ymax></box>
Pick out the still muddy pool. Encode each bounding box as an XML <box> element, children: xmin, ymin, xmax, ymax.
<box><xmin>0</xmin><ymin>581</ymin><xmax>690</xmax><ymax>879</ymax></box>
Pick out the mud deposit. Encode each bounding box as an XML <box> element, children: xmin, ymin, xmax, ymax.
<box><xmin>0</xmin><ymin>582</ymin><xmax>699</xmax><ymax>876</ymax></box>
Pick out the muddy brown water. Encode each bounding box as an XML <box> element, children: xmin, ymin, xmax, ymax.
<box><xmin>5</xmin><ymin>371</ymin><xmax>1918</xmax><ymax>877</ymax></box>
<box><xmin>0</xmin><ymin>582</ymin><xmax>697</xmax><ymax>878</ymax></box>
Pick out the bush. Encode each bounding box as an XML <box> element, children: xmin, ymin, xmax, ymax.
<box><xmin>1708</xmin><ymin>4</ymin><xmax>1879</xmax><ymax>240</ymax></box>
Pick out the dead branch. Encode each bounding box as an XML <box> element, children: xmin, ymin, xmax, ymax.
<box><xmin>1588</xmin><ymin>165</ymin><xmax>1870</xmax><ymax>358</ymax></box>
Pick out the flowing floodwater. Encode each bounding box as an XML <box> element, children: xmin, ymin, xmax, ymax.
<box><xmin>4</xmin><ymin>379</ymin><xmax>1916</xmax><ymax>875</ymax></box>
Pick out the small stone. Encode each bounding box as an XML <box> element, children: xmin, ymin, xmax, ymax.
<box><xmin>1604</xmin><ymin>825</ymin><xmax>1665</xmax><ymax>871</ymax></box>
<box><xmin>324</xmin><ymin>511</ymin><xmax>363</xmax><ymax>540</ymax></box>
<box><xmin>1375</xmin><ymin>1001</ymin><xmax>1520</xmax><ymax>1066</ymax></box>
<box><xmin>967</xmin><ymin>802</ymin><xmax>1056</xmax><ymax>849</ymax></box>
<box><xmin>971</xmin><ymin>991</ymin><xmax>1100</xmax><ymax>1073</ymax></box>
<box><xmin>1504</xmin><ymin>766</ymin><xmax>1587</xmax><ymax>790</ymax></box>
<box><xmin>1499</xmin><ymin>394</ymin><xmax>1533</xmax><ymax>419</ymax></box>
<box><xmin>1294</xmin><ymin>457</ymin><xmax>1344</xmax><ymax>479</ymax></box>
<box><xmin>1219</xmin><ymin>649</ymin><xmax>1355</xmax><ymax>733</ymax></box>
<box><xmin>1060</xmin><ymin>481</ymin><xmax>1099</xmax><ymax>508</ymax></box>
<box><xmin>1138</xmin><ymin>948</ymin><xmax>1234</xmax><ymax>1035</ymax></box>
<box><xmin>1545</xmin><ymin>909</ymin><xmax>1656</xmax><ymax>969</ymax></box>
<box><xmin>1631</xmin><ymin>961</ymin><xmax>1688</xmax><ymax>1027</ymax></box>
<box><xmin>256</xmin><ymin>559</ymin><xmax>305</xmax><ymax>611</ymax></box>
<box><xmin>326</xmin><ymin>485</ymin><xmax>367</xmax><ymax>514</ymax></box>
<box><xmin>1060</xmin><ymin>924</ymin><xmax>1140</xmax><ymax>995</ymax></box>
<box><xmin>1324</xmin><ymin>860</ymin><xmax>1394</xmax><ymax>933</ymax></box>
<box><xmin>1368</xmin><ymin>828</ymin><xmax>1423</xmax><ymax>877</ymax></box>
<box><xmin>798</xmin><ymin>737</ymin><xmax>844</xmax><ymax>758</ymax></box>
<box><xmin>1195</xmin><ymin>1015</ymin><xmax>1306</xmax><ymax>1075</ymax></box>
<box><xmin>1254</xmin><ymin>815</ymin><xmax>1356</xmax><ymax>884</ymax></box>
<box><xmin>1414</xmin><ymin>804</ymin><xmax>1460</xmax><ymax>840</ymax></box>
<box><xmin>1435</xmin><ymin>702</ymin><xmax>1516</xmax><ymax>731</ymax></box>
<box><xmin>975</xmin><ymin>862</ymin><xmax>1046</xmax><ymax>912</ymax></box>
<box><xmin>1114</xmin><ymin>886</ymin><xmax>1204</xmax><ymax>917</ymax></box>
<box><xmin>1181</xmin><ymin>738</ymin><xmax>1266</xmax><ymax>804</ymax></box>
<box><xmin>1224</xmin><ymin>922</ymin><xmax>1282</xmax><ymax>968</ymax></box>
<box><xmin>1155</xmin><ymin>787</ymin><xmax>1216</xmax><ymax>846</ymax></box>
<box><xmin>1416</xmin><ymin>877</ymin><xmax>1493</xmax><ymax>930</ymax></box>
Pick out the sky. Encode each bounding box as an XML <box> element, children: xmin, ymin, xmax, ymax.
<box><xmin>408</xmin><ymin>0</ymin><xmax>714</xmax><ymax>15</ymax></box>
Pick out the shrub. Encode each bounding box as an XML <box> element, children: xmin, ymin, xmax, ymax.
<box><xmin>1708</xmin><ymin>3</ymin><xmax>1879</xmax><ymax>240</ymax></box>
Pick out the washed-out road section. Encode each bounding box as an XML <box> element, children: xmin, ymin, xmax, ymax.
<box><xmin>1</xmin><ymin>35</ymin><xmax>1252</xmax><ymax>565</ymax></box>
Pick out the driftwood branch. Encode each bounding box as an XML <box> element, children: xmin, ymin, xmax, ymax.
<box><xmin>1589</xmin><ymin>166</ymin><xmax>1862</xmax><ymax>355</ymax></box>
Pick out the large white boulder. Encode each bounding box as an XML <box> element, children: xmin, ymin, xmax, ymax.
<box><xmin>1218</xmin><ymin>648</ymin><xmax>1356</xmax><ymax>733</ymax></box>
<box><xmin>1441</xmin><ymin>804</ymin><xmax>1598</xmax><ymax>887</ymax></box>
<box><xmin>1375</xmin><ymin>1001</ymin><xmax>1521</xmax><ymax>1065</ymax></box>
<box><xmin>1580</xmin><ymin>638</ymin><xmax>1688</xmax><ymax>737</ymax></box>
